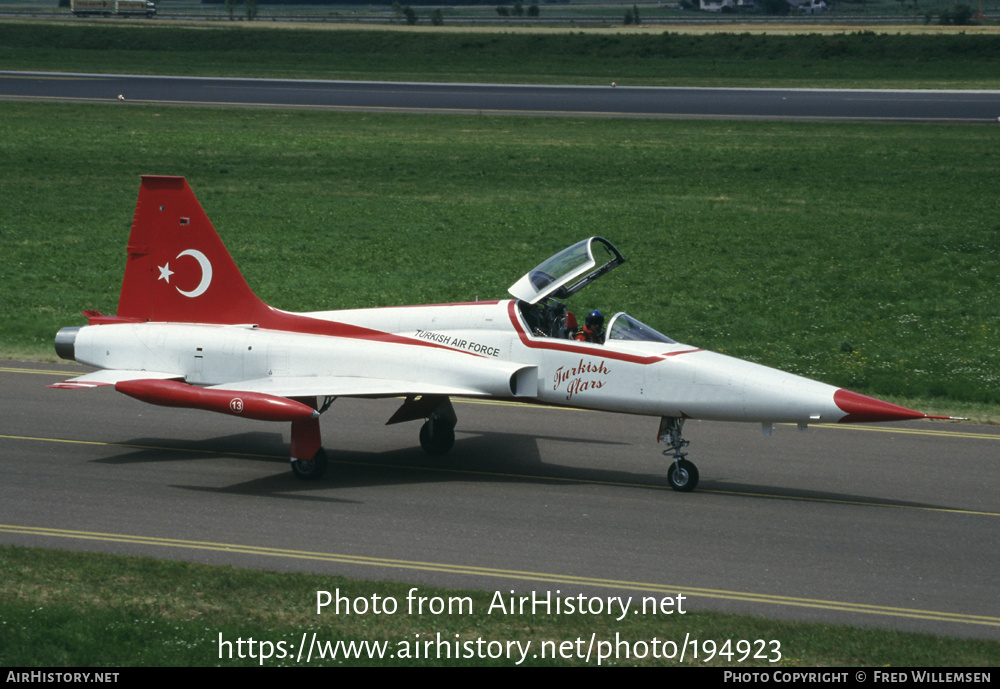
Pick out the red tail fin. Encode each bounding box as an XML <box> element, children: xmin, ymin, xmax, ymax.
<box><xmin>117</xmin><ymin>176</ymin><xmax>271</xmax><ymax>324</ymax></box>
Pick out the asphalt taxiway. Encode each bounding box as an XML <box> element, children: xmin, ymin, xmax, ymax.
<box><xmin>2</xmin><ymin>360</ymin><xmax>998</xmax><ymax>639</ymax></box>
<box><xmin>3</xmin><ymin>71</ymin><xmax>999</xmax><ymax>122</ymax></box>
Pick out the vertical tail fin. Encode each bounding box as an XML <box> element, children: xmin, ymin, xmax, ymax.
<box><xmin>117</xmin><ymin>176</ymin><xmax>271</xmax><ymax>324</ymax></box>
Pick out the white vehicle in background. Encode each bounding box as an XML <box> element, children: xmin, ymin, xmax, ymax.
<box><xmin>71</xmin><ymin>0</ymin><xmax>156</xmax><ymax>17</ymax></box>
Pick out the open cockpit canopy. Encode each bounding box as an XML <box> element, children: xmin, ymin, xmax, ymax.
<box><xmin>510</xmin><ymin>238</ymin><xmax>676</xmax><ymax>344</ymax></box>
<box><xmin>508</xmin><ymin>237</ymin><xmax>624</xmax><ymax>305</ymax></box>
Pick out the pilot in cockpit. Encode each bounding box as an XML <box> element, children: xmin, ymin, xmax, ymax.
<box><xmin>574</xmin><ymin>310</ymin><xmax>605</xmax><ymax>344</ymax></box>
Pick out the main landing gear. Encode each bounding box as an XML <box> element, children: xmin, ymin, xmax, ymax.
<box><xmin>419</xmin><ymin>416</ymin><xmax>456</xmax><ymax>455</ymax></box>
<box><xmin>658</xmin><ymin>416</ymin><xmax>699</xmax><ymax>492</ymax></box>
<box><xmin>286</xmin><ymin>395</ymin><xmax>461</xmax><ymax>482</ymax></box>
<box><xmin>289</xmin><ymin>396</ymin><xmax>334</xmax><ymax>481</ymax></box>
<box><xmin>388</xmin><ymin>395</ymin><xmax>458</xmax><ymax>457</ymax></box>
<box><xmin>291</xmin><ymin>448</ymin><xmax>328</xmax><ymax>481</ymax></box>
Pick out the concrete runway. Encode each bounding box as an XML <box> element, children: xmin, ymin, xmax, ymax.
<box><xmin>2</xmin><ymin>359</ymin><xmax>998</xmax><ymax>639</ymax></box>
<box><xmin>2</xmin><ymin>71</ymin><xmax>1000</xmax><ymax>122</ymax></box>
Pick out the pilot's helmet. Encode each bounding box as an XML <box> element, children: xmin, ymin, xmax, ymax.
<box><xmin>586</xmin><ymin>310</ymin><xmax>605</xmax><ymax>328</ymax></box>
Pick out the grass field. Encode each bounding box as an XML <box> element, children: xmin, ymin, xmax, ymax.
<box><xmin>3</xmin><ymin>20</ymin><xmax>1000</xmax><ymax>87</ymax></box>
<box><xmin>2</xmin><ymin>545</ymin><xmax>998</xmax><ymax>666</ymax></box>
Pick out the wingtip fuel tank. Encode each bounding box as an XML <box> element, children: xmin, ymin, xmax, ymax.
<box><xmin>115</xmin><ymin>379</ymin><xmax>319</xmax><ymax>423</ymax></box>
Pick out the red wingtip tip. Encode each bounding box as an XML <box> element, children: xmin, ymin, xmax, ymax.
<box><xmin>834</xmin><ymin>389</ymin><xmax>928</xmax><ymax>423</ymax></box>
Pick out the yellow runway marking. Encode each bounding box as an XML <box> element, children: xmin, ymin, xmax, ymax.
<box><xmin>0</xmin><ymin>365</ymin><xmax>87</xmax><ymax>376</ymax></box>
<box><xmin>700</xmin><ymin>488</ymin><xmax>1000</xmax><ymax>518</ymax></box>
<box><xmin>0</xmin><ymin>433</ymin><xmax>280</xmax><ymax>459</ymax></box>
<box><xmin>787</xmin><ymin>422</ymin><xmax>999</xmax><ymax>441</ymax></box>
<box><xmin>1</xmin><ymin>523</ymin><xmax>997</xmax><ymax>629</ymax></box>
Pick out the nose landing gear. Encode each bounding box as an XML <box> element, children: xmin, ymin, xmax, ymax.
<box><xmin>658</xmin><ymin>416</ymin><xmax>699</xmax><ymax>492</ymax></box>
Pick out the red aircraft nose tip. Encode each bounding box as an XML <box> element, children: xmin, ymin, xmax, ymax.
<box><xmin>833</xmin><ymin>389</ymin><xmax>928</xmax><ymax>423</ymax></box>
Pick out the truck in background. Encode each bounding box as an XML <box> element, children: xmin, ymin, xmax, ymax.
<box><xmin>71</xmin><ymin>0</ymin><xmax>156</xmax><ymax>17</ymax></box>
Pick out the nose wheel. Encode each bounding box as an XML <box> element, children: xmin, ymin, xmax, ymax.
<box><xmin>666</xmin><ymin>458</ymin><xmax>698</xmax><ymax>492</ymax></box>
<box><xmin>658</xmin><ymin>417</ymin><xmax>699</xmax><ymax>492</ymax></box>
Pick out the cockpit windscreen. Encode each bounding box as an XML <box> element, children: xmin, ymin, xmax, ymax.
<box><xmin>607</xmin><ymin>313</ymin><xmax>676</xmax><ymax>344</ymax></box>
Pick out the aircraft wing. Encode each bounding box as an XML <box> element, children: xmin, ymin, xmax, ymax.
<box><xmin>48</xmin><ymin>369</ymin><xmax>183</xmax><ymax>389</ymax></box>
<box><xmin>207</xmin><ymin>374</ymin><xmax>531</xmax><ymax>400</ymax></box>
<box><xmin>52</xmin><ymin>371</ymin><xmax>534</xmax><ymax>399</ymax></box>
<box><xmin>51</xmin><ymin>354</ymin><xmax>538</xmax><ymax>399</ymax></box>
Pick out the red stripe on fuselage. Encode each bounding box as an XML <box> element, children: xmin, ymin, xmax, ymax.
<box><xmin>253</xmin><ymin>306</ymin><xmax>477</xmax><ymax>354</ymax></box>
<box><xmin>384</xmin><ymin>301</ymin><xmax>501</xmax><ymax>309</ymax></box>
<box><xmin>505</xmin><ymin>301</ymin><xmax>701</xmax><ymax>365</ymax></box>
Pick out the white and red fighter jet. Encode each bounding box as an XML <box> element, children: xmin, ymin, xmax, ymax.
<box><xmin>52</xmin><ymin>176</ymin><xmax>952</xmax><ymax>491</ymax></box>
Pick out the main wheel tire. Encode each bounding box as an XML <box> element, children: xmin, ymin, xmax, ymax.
<box><xmin>419</xmin><ymin>420</ymin><xmax>455</xmax><ymax>455</ymax></box>
<box><xmin>667</xmin><ymin>459</ymin><xmax>699</xmax><ymax>492</ymax></box>
<box><xmin>291</xmin><ymin>448</ymin><xmax>328</xmax><ymax>481</ymax></box>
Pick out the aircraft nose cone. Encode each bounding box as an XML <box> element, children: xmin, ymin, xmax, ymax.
<box><xmin>833</xmin><ymin>389</ymin><xmax>928</xmax><ymax>423</ymax></box>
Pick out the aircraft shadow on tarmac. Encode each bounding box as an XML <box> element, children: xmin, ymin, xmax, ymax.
<box><xmin>91</xmin><ymin>432</ymin><xmax>291</xmax><ymax>465</ymax></box>
<box><xmin>94</xmin><ymin>429</ymin><xmax>956</xmax><ymax>512</ymax></box>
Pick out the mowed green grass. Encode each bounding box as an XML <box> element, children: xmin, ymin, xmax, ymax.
<box><xmin>2</xmin><ymin>545</ymin><xmax>998</xmax><ymax>666</ymax></box>
<box><xmin>2</xmin><ymin>101</ymin><xmax>998</xmax><ymax>409</ymax></box>
<box><xmin>3</xmin><ymin>21</ymin><xmax>1000</xmax><ymax>88</ymax></box>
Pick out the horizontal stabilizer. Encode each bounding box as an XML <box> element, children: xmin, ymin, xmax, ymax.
<box><xmin>48</xmin><ymin>369</ymin><xmax>182</xmax><ymax>389</ymax></box>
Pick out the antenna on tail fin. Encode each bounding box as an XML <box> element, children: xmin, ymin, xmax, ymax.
<box><xmin>116</xmin><ymin>176</ymin><xmax>271</xmax><ymax>324</ymax></box>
